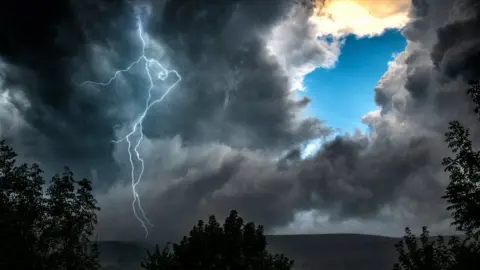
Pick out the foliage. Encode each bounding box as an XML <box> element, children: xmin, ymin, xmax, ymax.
<box><xmin>393</xmin><ymin>227</ymin><xmax>479</xmax><ymax>270</ymax></box>
<box><xmin>442</xmin><ymin>120</ymin><xmax>480</xmax><ymax>236</ymax></box>
<box><xmin>441</xmin><ymin>80</ymin><xmax>480</xmax><ymax>236</ymax></box>
<box><xmin>393</xmin><ymin>81</ymin><xmax>480</xmax><ymax>270</ymax></box>
<box><xmin>141</xmin><ymin>210</ymin><xmax>294</xmax><ymax>270</ymax></box>
<box><xmin>0</xmin><ymin>141</ymin><xmax>101</xmax><ymax>270</ymax></box>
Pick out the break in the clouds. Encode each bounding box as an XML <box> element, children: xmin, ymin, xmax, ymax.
<box><xmin>268</xmin><ymin>0</ymin><xmax>411</xmax><ymax>91</ymax></box>
<box><xmin>0</xmin><ymin>0</ymin><xmax>479</xmax><ymax>243</ymax></box>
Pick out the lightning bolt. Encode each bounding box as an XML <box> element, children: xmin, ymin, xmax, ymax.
<box><xmin>81</xmin><ymin>15</ymin><xmax>181</xmax><ymax>238</ymax></box>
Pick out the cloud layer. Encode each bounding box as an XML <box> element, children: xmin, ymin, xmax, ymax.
<box><xmin>0</xmin><ymin>0</ymin><xmax>479</xmax><ymax>244</ymax></box>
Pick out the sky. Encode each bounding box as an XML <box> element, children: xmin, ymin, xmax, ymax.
<box><xmin>305</xmin><ymin>30</ymin><xmax>407</xmax><ymax>134</ymax></box>
<box><xmin>0</xmin><ymin>0</ymin><xmax>479</xmax><ymax>243</ymax></box>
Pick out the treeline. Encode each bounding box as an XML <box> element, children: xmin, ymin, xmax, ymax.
<box><xmin>1</xmin><ymin>82</ymin><xmax>480</xmax><ymax>270</ymax></box>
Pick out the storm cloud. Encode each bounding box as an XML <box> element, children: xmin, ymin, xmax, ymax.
<box><xmin>0</xmin><ymin>0</ymin><xmax>479</xmax><ymax>243</ymax></box>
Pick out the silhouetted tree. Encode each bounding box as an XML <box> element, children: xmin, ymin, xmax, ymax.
<box><xmin>393</xmin><ymin>81</ymin><xmax>480</xmax><ymax>270</ymax></box>
<box><xmin>0</xmin><ymin>141</ymin><xmax>101</xmax><ymax>270</ymax></box>
<box><xmin>141</xmin><ymin>210</ymin><xmax>294</xmax><ymax>270</ymax></box>
<box><xmin>441</xmin><ymin>82</ymin><xmax>480</xmax><ymax>237</ymax></box>
<box><xmin>393</xmin><ymin>227</ymin><xmax>479</xmax><ymax>270</ymax></box>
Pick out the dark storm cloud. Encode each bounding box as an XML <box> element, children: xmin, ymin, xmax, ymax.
<box><xmin>2</xmin><ymin>0</ymin><xmax>480</xmax><ymax>243</ymax></box>
<box><xmin>0</xmin><ymin>0</ymin><xmax>328</xmax><ymax>185</ymax></box>
<box><xmin>431</xmin><ymin>1</ymin><xmax>480</xmax><ymax>80</ymax></box>
<box><xmin>141</xmin><ymin>0</ymin><xmax>328</xmax><ymax>149</ymax></box>
<box><xmin>0</xmin><ymin>0</ymin><xmax>137</xmax><ymax>185</ymax></box>
<box><xmin>0</xmin><ymin>0</ymin><xmax>330</xmax><ymax>241</ymax></box>
<box><xmin>110</xmin><ymin>0</ymin><xmax>480</xmax><ymax>241</ymax></box>
<box><xmin>97</xmin><ymin>132</ymin><xmax>444</xmax><ymax>242</ymax></box>
<box><xmin>364</xmin><ymin>0</ymin><xmax>480</xmax><ymax>226</ymax></box>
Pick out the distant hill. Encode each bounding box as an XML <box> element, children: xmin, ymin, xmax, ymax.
<box><xmin>99</xmin><ymin>234</ymin><xmax>402</xmax><ymax>270</ymax></box>
<box><xmin>265</xmin><ymin>234</ymin><xmax>399</xmax><ymax>270</ymax></box>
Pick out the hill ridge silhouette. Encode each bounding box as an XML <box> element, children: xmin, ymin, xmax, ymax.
<box><xmin>98</xmin><ymin>233</ymin><xmax>413</xmax><ymax>270</ymax></box>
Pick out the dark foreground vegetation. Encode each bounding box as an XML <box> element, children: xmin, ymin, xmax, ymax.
<box><xmin>99</xmin><ymin>234</ymin><xmax>400</xmax><ymax>270</ymax></box>
<box><xmin>1</xmin><ymin>82</ymin><xmax>480</xmax><ymax>269</ymax></box>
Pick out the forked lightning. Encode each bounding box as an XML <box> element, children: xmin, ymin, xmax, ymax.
<box><xmin>81</xmin><ymin>15</ymin><xmax>181</xmax><ymax>238</ymax></box>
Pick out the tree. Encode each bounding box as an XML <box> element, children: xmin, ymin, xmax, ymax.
<box><xmin>393</xmin><ymin>227</ymin><xmax>479</xmax><ymax>270</ymax></box>
<box><xmin>441</xmin><ymin>81</ymin><xmax>480</xmax><ymax>237</ymax></box>
<box><xmin>141</xmin><ymin>210</ymin><xmax>294</xmax><ymax>270</ymax></box>
<box><xmin>393</xmin><ymin>81</ymin><xmax>480</xmax><ymax>270</ymax></box>
<box><xmin>0</xmin><ymin>141</ymin><xmax>101</xmax><ymax>270</ymax></box>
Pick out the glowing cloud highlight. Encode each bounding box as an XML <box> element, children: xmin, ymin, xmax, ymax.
<box><xmin>311</xmin><ymin>0</ymin><xmax>411</xmax><ymax>37</ymax></box>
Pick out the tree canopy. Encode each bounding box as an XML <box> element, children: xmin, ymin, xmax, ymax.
<box><xmin>141</xmin><ymin>210</ymin><xmax>294</xmax><ymax>270</ymax></box>
<box><xmin>0</xmin><ymin>141</ymin><xmax>101</xmax><ymax>270</ymax></box>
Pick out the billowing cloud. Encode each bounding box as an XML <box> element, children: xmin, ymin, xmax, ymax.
<box><xmin>266</xmin><ymin>3</ymin><xmax>342</xmax><ymax>90</ymax></box>
<box><xmin>311</xmin><ymin>0</ymin><xmax>411</xmax><ymax>37</ymax></box>
<box><xmin>1</xmin><ymin>0</ymin><xmax>479</xmax><ymax>245</ymax></box>
<box><xmin>0</xmin><ymin>0</ymin><xmax>331</xmax><ymax>241</ymax></box>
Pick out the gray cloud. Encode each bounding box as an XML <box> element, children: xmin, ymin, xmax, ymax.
<box><xmin>0</xmin><ymin>0</ymin><xmax>328</xmax><ymax>178</ymax></box>
<box><xmin>0</xmin><ymin>0</ymin><xmax>330</xmax><ymax>240</ymax></box>
<box><xmin>1</xmin><ymin>0</ymin><xmax>480</xmax><ymax>244</ymax></box>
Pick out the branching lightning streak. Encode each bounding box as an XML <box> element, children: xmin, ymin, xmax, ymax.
<box><xmin>81</xmin><ymin>16</ymin><xmax>181</xmax><ymax>238</ymax></box>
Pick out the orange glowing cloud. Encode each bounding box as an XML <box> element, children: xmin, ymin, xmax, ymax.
<box><xmin>310</xmin><ymin>0</ymin><xmax>411</xmax><ymax>37</ymax></box>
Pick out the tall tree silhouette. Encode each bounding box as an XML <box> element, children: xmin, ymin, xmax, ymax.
<box><xmin>442</xmin><ymin>80</ymin><xmax>480</xmax><ymax>237</ymax></box>
<box><xmin>0</xmin><ymin>141</ymin><xmax>101</xmax><ymax>270</ymax></box>
<box><xmin>141</xmin><ymin>210</ymin><xmax>294</xmax><ymax>270</ymax></box>
<box><xmin>393</xmin><ymin>81</ymin><xmax>480</xmax><ymax>270</ymax></box>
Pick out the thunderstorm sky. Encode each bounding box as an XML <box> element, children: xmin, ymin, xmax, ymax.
<box><xmin>0</xmin><ymin>0</ymin><xmax>479</xmax><ymax>243</ymax></box>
